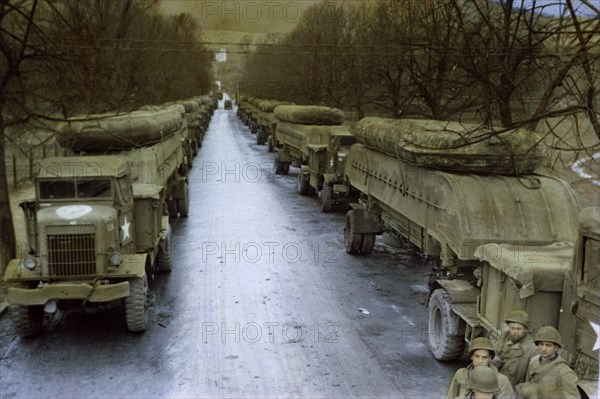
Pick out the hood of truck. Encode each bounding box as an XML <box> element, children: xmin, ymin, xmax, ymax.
<box><xmin>37</xmin><ymin>204</ymin><xmax>117</xmax><ymax>225</ymax></box>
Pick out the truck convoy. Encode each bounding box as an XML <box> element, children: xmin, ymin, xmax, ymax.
<box><xmin>272</xmin><ymin>105</ymin><xmax>356</xmax><ymax>211</ymax></box>
<box><xmin>342</xmin><ymin>117</ymin><xmax>598</xmax><ymax>397</ymax></box>
<box><xmin>3</xmin><ymin>106</ymin><xmax>196</xmax><ymax>336</ymax></box>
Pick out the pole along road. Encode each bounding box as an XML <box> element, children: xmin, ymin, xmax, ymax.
<box><xmin>0</xmin><ymin>102</ymin><xmax>459</xmax><ymax>398</ymax></box>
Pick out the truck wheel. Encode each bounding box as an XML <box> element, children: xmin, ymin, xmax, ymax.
<box><xmin>274</xmin><ymin>156</ymin><xmax>283</xmax><ymax>175</ymax></box>
<box><xmin>167</xmin><ymin>199</ymin><xmax>178</xmax><ymax>218</ymax></box>
<box><xmin>298</xmin><ymin>173</ymin><xmax>311</xmax><ymax>195</ymax></box>
<box><xmin>321</xmin><ymin>184</ymin><xmax>333</xmax><ymax>212</ymax></box>
<box><xmin>267</xmin><ymin>137</ymin><xmax>274</xmax><ymax>153</ymax></box>
<box><xmin>125</xmin><ymin>274</ymin><xmax>149</xmax><ymax>332</ymax></box>
<box><xmin>157</xmin><ymin>231</ymin><xmax>172</xmax><ymax>272</ymax></box>
<box><xmin>360</xmin><ymin>234</ymin><xmax>376</xmax><ymax>255</ymax></box>
<box><xmin>10</xmin><ymin>305</ymin><xmax>44</xmax><ymax>337</ymax></box>
<box><xmin>281</xmin><ymin>162</ymin><xmax>289</xmax><ymax>175</ymax></box>
<box><xmin>344</xmin><ymin>210</ymin><xmax>363</xmax><ymax>254</ymax></box>
<box><xmin>192</xmin><ymin>139</ymin><xmax>199</xmax><ymax>156</ymax></box>
<box><xmin>176</xmin><ymin>184</ymin><xmax>189</xmax><ymax>217</ymax></box>
<box><xmin>427</xmin><ymin>288</ymin><xmax>464</xmax><ymax>361</ymax></box>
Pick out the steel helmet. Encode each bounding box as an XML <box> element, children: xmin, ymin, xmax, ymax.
<box><xmin>469</xmin><ymin>337</ymin><xmax>496</xmax><ymax>358</ymax></box>
<box><xmin>534</xmin><ymin>326</ymin><xmax>562</xmax><ymax>347</ymax></box>
<box><xmin>505</xmin><ymin>309</ymin><xmax>530</xmax><ymax>328</ymax></box>
<box><xmin>469</xmin><ymin>366</ymin><xmax>499</xmax><ymax>393</ymax></box>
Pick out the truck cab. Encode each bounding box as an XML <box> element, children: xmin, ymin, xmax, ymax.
<box><xmin>4</xmin><ymin>156</ymin><xmax>159</xmax><ymax>336</ymax></box>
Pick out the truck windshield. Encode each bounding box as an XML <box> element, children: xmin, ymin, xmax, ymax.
<box><xmin>39</xmin><ymin>179</ymin><xmax>112</xmax><ymax>199</ymax></box>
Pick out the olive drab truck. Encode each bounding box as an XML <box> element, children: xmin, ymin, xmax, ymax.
<box><xmin>254</xmin><ymin>100</ymin><xmax>292</xmax><ymax>149</ymax></box>
<box><xmin>273</xmin><ymin>105</ymin><xmax>356</xmax><ymax>212</ymax></box>
<box><xmin>3</xmin><ymin>108</ymin><xmax>191</xmax><ymax>336</ymax></box>
<box><xmin>342</xmin><ymin>117</ymin><xmax>598</xmax><ymax>397</ymax></box>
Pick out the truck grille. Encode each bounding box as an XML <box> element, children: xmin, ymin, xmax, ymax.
<box><xmin>46</xmin><ymin>225</ymin><xmax>96</xmax><ymax>276</ymax></box>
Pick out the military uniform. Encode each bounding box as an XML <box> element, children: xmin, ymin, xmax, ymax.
<box><xmin>516</xmin><ymin>354</ymin><xmax>579</xmax><ymax>399</ymax></box>
<box><xmin>493</xmin><ymin>331</ymin><xmax>537</xmax><ymax>385</ymax></box>
<box><xmin>446</xmin><ymin>365</ymin><xmax>515</xmax><ymax>399</ymax></box>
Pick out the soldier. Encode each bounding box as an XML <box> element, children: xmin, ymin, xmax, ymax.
<box><xmin>492</xmin><ymin>309</ymin><xmax>538</xmax><ymax>385</ymax></box>
<box><xmin>446</xmin><ymin>337</ymin><xmax>515</xmax><ymax>399</ymax></box>
<box><xmin>460</xmin><ymin>366</ymin><xmax>500</xmax><ymax>399</ymax></box>
<box><xmin>515</xmin><ymin>326</ymin><xmax>579</xmax><ymax>399</ymax></box>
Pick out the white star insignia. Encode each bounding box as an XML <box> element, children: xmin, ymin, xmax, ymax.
<box><xmin>120</xmin><ymin>216</ymin><xmax>131</xmax><ymax>241</ymax></box>
<box><xmin>590</xmin><ymin>321</ymin><xmax>600</xmax><ymax>351</ymax></box>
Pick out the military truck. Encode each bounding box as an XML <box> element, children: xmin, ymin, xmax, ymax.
<box><xmin>254</xmin><ymin>100</ymin><xmax>293</xmax><ymax>150</ymax></box>
<box><xmin>342</xmin><ymin>117</ymin><xmax>598</xmax><ymax>397</ymax></box>
<box><xmin>3</xmin><ymin>108</ymin><xmax>190</xmax><ymax>336</ymax></box>
<box><xmin>273</xmin><ymin>105</ymin><xmax>356</xmax><ymax>211</ymax></box>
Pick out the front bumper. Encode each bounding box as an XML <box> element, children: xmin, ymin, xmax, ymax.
<box><xmin>8</xmin><ymin>281</ymin><xmax>130</xmax><ymax>305</ymax></box>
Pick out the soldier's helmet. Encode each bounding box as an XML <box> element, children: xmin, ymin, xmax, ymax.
<box><xmin>469</xmin><ymin>337</ymin><xmax>496</xmax><ymax>358</ymax></box>
<box><xmin>505</xmin><ymin>309</ymin><xmax>530</xmax><ymax>328</ymax></box>
<box><xmin>469</xmin><ymin>366</ymin><xmax>499</xmax><ymax>393</ymax></box>
<box><xmin>534</xmin><ymin>326</ymin><xmax>562</xmax><ymax>347</ymax></box>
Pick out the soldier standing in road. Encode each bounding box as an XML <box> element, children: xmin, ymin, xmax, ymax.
<box><xmin>515</xmin><ymin>326</ymin><xmax>579</xmax><ymax>399</ymax></box>
<box><xmin>458</xmin><ymin>366</ymin><xmax>500</xmax><ymax>399</ymax></box>
<box><xmin>446</xmin><ymin>337</ymin><xmax>515</xmax><ymax>399</ymax></box>
<box><xmin>492</xmin><ymin>309</ymin><xmax>538</xmax><ymax>385</ymax></box>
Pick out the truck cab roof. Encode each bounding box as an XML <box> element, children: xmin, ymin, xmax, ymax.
<box><xmin>36</xmin><ymin>156</ymin><xmax>129</xmax><ymax>178</ymax></box>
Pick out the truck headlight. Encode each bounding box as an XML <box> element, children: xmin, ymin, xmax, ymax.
<box><xmin>110</xmin><ymin>253</ymin><xmax>123</xmax><ymax>266</ymax></box>
<box><xmin>22</xmin><ymin>256</ymin><xmax>38</xmax><ymax>270</ymax></box>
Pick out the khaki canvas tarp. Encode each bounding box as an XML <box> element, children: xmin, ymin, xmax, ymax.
<box><xmin>274</xmin><ymin>105</ymin><xmax>344</xmax><ymax>126</ymax></box>
<box><xmin>354</xmin><ymin>117</ymin><xmax>544</xmax><ymax>175</ymax></box>
<box><xmin>56</xmin><ymin>109</ymin><xmax>183</xmax><ymax>152</ymax></box>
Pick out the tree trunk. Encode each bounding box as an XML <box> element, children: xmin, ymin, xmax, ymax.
<box><xmin>0</xmin><ymin>121</ymin><xmax>16</xmax><ymax>274</ymax></box>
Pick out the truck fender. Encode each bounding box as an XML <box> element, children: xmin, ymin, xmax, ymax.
<box><xmin>430</xmin><ymin>279</ymin><xmax>480</xmax><ymax>334</ymax></box>
<box><xmin>300</xmin><ymin>165</ymin><xmax>310</xmax><ymax>176</ymax></box>
<box><xmin>121</xmin><ymin>254</ymin><xmax>149</xmax><ymax>277</ymax></box>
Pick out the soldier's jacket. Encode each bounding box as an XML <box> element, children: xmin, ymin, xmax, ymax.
<box><xmin>516</xmin><ymin>355</ymin><xmax>579</xmax><ymax>399</ymax></box>
<box><xmin>493</xmin><ymin>331</ymin><xmax>538</xmax><ymax>385</ymax></box>
<box><xmin>446</xmin><ymin>364</ymin><xmax>515</xmax><ymax>399</ymax></box>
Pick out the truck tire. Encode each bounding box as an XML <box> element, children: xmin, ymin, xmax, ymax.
<box><xmin>125</xmin><ymin>274</ymin><xmax>149</xmax><ymax>332</ymax></box>
<box><xmin>321</xmin><ymin>183</ymin><xmax>333</xmax><ymax>212</ymax></box>
<box><xmin>275</xmin><ymin>156</ymin><xmax>289</xmax><ymax>175</ymax></box>
<box><xmin>10</xmin><ymin>305</ymin><xmax>44</xmax><ymax>337</ymax></box>
<box><xmin>176</xmin><ymin>184</ymin><xmax>189</xmax><ymax>217</ymax></box>
<box><xmin>267</xmin><ymin>137</ymin><xmax>274</xmax><ymax>153</ymax></box>
<box><xmin>360</xmin><ymin>234</ymin><xmax>376</xmax><ymax>255</ymax></box>
<box><xmin>427</xmin><ymin>288</ymin><xmax>464</xmax><ymax>361</ymax></box>
<box><xmin>167</xmin><ymin>199</ymin><xmax>178</xmax><ymax>218</ymax></box>
<box><xmin>344</xmin><ymin>210</ymin><xmax>363</xmax><ymax>254</ymax></box>
<box><xmin>157</xmin><ymin>232</ymin><xmax>172</xmax><ymax>272</ymax></box>
<box><xmin>298</xmin><ymin>173</ymin><xmax>311</xmax><ymax>195</ymax></box>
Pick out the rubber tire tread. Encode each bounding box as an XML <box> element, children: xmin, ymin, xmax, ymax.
<box><xmin>10</xmin><ymin>305</ymin><xmax>44</xmax><ymax>337</ymax></box>
<box><xmin>177</xmin><ymin>184</ymin><xmax>189</xmax><ymax>217</ymax></box>
<box><xmin>157</xmin><ymin>232</ymin><xmax>172</xmax><ymax>272</ymax></box>
<box><xmin>344</xmin><ymin>211</ymin><xmax>363</xmax><ymax>254</ymax></box>
<box><xmin>125</xmin><ymin>275</ymin><xmax>149</xmax><ymax>332</ymax></box>
<box><xmin>427</xmin><ymin>288</ymin><xmax>464</xmax><ymax>361</ymax></box>
<box><xmin>321</xmin><ymin>184</ymin><xmax>333</xmax><ymax>212</ymax></box>
<box><xmin>298</xmin><ymin>173</ymin><xmax>310</xmax><ymax>195</ymax></box>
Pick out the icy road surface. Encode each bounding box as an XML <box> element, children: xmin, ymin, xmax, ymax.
<box><xmin>0</xmin><ymin>104</ymin><xmax>459</xmax><ymax>398</ymax></box>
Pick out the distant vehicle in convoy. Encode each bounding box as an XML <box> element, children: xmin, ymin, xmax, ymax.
<box><xmin>341</xmin><ymin>117</ymin><xmax>598</xmax><ymax>397</ymax></box>
<box><xmin>224</xmin><ymin>99</ymin><xmax>232</xmax><ymax>110</ymax></box>
<box><xmin>272</xmin><ymin>105</ymin><xmax>356</xmax><ymax>211</ymax></box>
<box><xmin>4</xmin><ymin>107</ymin><xmax>192</xmax><ymax>336</ymax></box>
<box><xmin>255</xmin><ymin>100</ymin><xmax>292</xmax><ymax>147</ymax></box>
